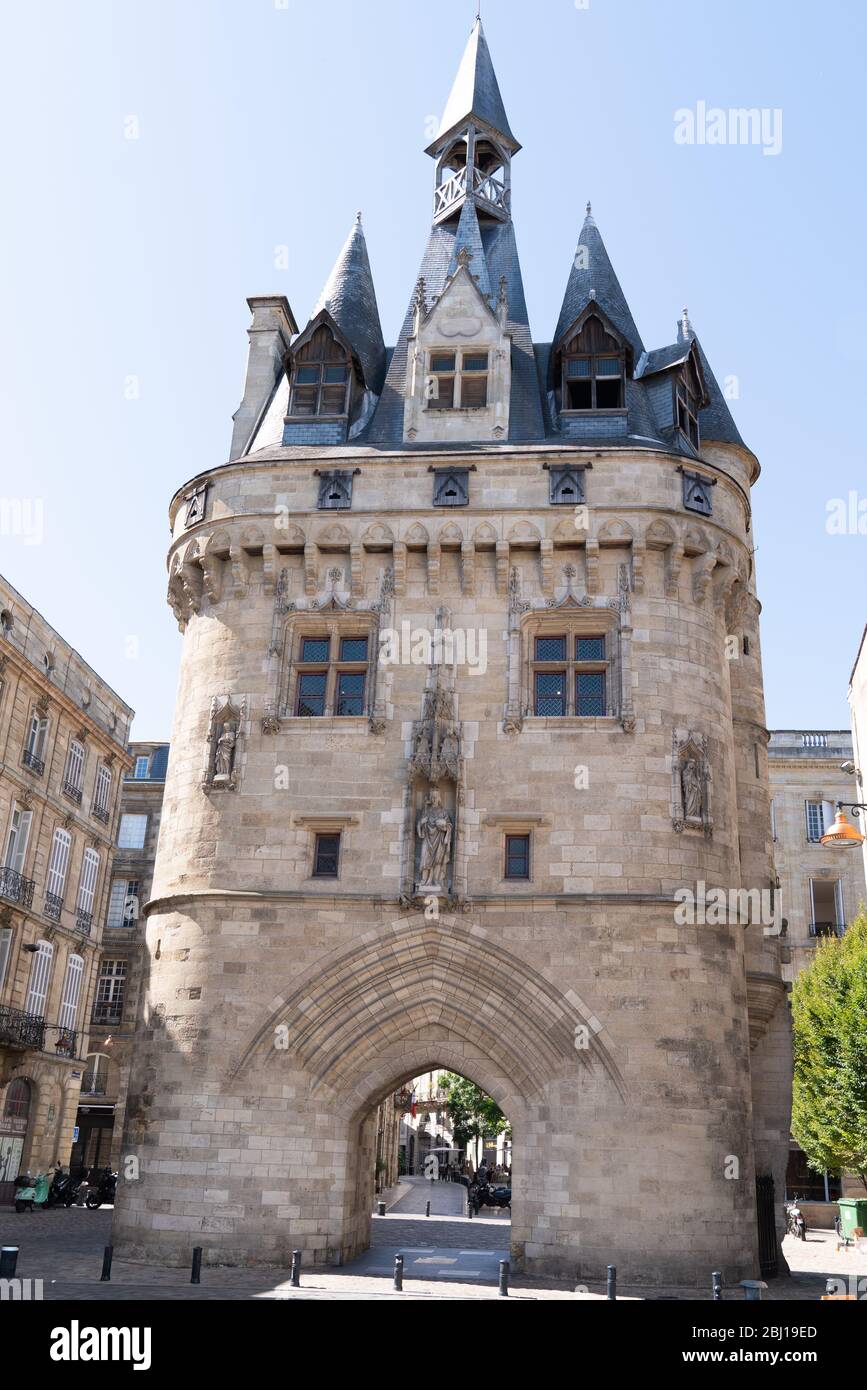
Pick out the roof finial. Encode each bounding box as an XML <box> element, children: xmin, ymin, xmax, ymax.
<box><xmin>355</xmin><ymin>210</ymin><xmax>362</xmax><ymax>225</ymax></box>
<box><xmin>586</xmin><ymin>200</ymin><xmax>592</xmax><ymax>216</ymax></box>
<box><xmin>680</xmin><ymin>305</ymin><xmax>693</xmax><ymax>339</ymax></box>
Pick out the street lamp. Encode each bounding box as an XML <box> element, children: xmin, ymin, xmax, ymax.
<box><xmin>819</xmin><ymin>803</ymin><xmax>867</xmax><ymax>849</ymax></box>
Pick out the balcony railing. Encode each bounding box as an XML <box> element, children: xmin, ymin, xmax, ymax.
<box><xmin>81</xmin><ymin>1073</ymin><xmax>106</xmax><ymax>1095</ymax></box>
<box><xmin>63</xmin><ymin>780</ymin><xmax>83</xmax><ymax>804</ymax></box>
<box><xmin>22</xmin><ymin>748</ymin><xmax>44</xmax><ymax>776</ymax></box>
<box><xmin>91</xmin><ymin>804</ymin><xmax>110</xmax><ymax>825</ymax></box>
<box><xmin>0</xmin><ymin>1005</ymin><xmax>46</xmax><ymax>1050</ymax></box>
<box><xmin>92</xmin><ymin>1004</ymin><xmax>124</xmax><ymax>1027</ymax></box>
<box><xmin>44</xmin><ymin>893</ymin><xmax>64</xmax><ymax>921</ymax></box>
<box><xmin>50</xmin><ymin>1025</ymin><xmax>77</xmax><ymax>1057</ymax></box>
<box><xmin>75</xmin><ymin>909</ymin><xmax>93</xmax><ymax>936</ymax></box>
<box><xmin>809</xmin><ymin>921</ymin><xmax>843</xmax><ymax>939</ymax></box>
<box><xmin>0</xmin><ymin>866</ymin><xmax>36</xmax><ymax>908</ymax></box>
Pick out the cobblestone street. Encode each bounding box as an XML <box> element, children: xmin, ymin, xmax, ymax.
<box><xmin>2</xmin><ymin>1197</ymin><xmax>865</xmax><ymax>1301</ymax></box>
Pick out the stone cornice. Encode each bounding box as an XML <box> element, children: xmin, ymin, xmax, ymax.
<box><xmin>0</xmin><ymin>644</ymin><xmax>133</xmax><ymax>766</ymax></box>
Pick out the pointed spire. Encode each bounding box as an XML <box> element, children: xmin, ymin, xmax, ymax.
<box><xmin>312</xmin><ymin>215</ymin><xmax>386</xmax><ymax>394</ymax></box>
<box><xmin>427</xmin><ymin>19</ymin><xmax>519</xmax><ymax>154</ymax></box>
<box><xmin>553</xmin><ymin>205</ymin><xmax>644</xmax><ymax>357</ymax></box>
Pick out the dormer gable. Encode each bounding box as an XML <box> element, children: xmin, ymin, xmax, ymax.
<box><xmin>636</xmin><ymin>334</ymin><xmax>709</xmax><ymax>452</ymax></box>
<box><xmin>551</xmin><ymin>304</ymin><xmax>632</xmax><ymax>415</ymax></box>
<box><xmin>282</xmin><ymin>311</ymin><xmax>361</xmax><ymax>444</ymax></box>
<box><xmin>403</xmin><ymin>251</ymin><xmax>512</xmax><ymax>443</ymax></box>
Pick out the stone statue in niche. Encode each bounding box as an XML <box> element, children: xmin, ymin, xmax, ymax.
<box><xmin>672</xmin><ymin>731</ymin><xmax>711</xmax><ymax>834</ymax></box>
<box><xmin>214</xmin><ymin>722</ymin><xmax>237</xmax><ymax>781</ymax></box>
<box><xmin>416</xmin><ymin>787</ymin><xmax>453</xmax><ymax>894</ymax></box>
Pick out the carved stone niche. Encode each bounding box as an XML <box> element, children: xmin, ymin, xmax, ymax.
<box><xmin>672</xmin><ymin>729</ymin><xmax>712</xmax><ymax>835</ymax></box>
<box><xmin>203</xmin><ymin>696</ymin><xmax>246</xmax><ymax>791</ymax></box>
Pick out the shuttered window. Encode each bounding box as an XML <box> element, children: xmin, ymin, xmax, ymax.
<box><xmin>0</xmin><ymin>926</ymin><xmax>12</xmax><ymax>991</ymax></box>
<box><xmin>4</xmin><ymin>805</ymin><xmax>33</xmax><ymax>873</ymax></box>
<box><xmin>94</xmin><ymin>764</ymin><xmax>112</xmax><ymax>814</ymax></box>
<box><xmin>77</xmin><ymin>849</ymin><xmax>100</xmax><ymax>914</ymax></box>
<box><xmin>64</xmin><ymin>740</ymin><xmax>85</xmax><ymax>791</ymax></box>
<box><xmin>46</xmin><ymin>829</ymin><xmax>72</xmax><ymax>899</ymax></box>
<box><xmin>58</xmin><ymin>953</ymin><xmax>85</xmax><ymax>1031</ymax></box>
<box><xmin>24</xmin><ymin>940</ymin><xmax>53</xmax><ymax>1016</ymax></box>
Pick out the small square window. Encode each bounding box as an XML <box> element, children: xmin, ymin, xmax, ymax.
<box><xmin>535</xmin><ymin>636</ymin><xmax>566</xmax><ymax>662</ymax></box>
<box><xmin>339</xmin><ymin>637</ymin><xmax>368</xmax><ymax>662</ymax></box>
<box><xmin>301</xmin><ymin>637</ymin><xmax>330</xmax><ymax>663</ymax></box>
<box><xmin>295</xmin><ymin>366</ymin><xmax>319</xmax><ymax>385</ymax></box>
<box><xmin>462</xmin><ymin>354</ymin><xmax>488</xmax><ymax>372</ymax></box>
<box><xmin>297</xmin><ymin>672</ymin><xmax>327</xmax><ymax>716</ymax></box>
<box><xmin>576</xmin><ymin>636</ymin><xmax>605</xmax><ymax>661</ymax></box>
<box><xmin>430</xmin><ymin>354</ymin><xmax>456</xmax><ymax>372</ymax></box>
<box><xmin>461</xmin><ymin>374</ymin><xmax>488</xmax><ymax>408</ymax></box>
<box><xmin>336</xmin><ymin>672</ymin><xmax>365</xmax><ymax>716</ymax></box>
<box><xmin>433</xmin><ymin>470</ymin><xmax>469</xmax><ymax>506</ymax></box>
<box><xmin>323</xmin><ymin>365</ymin><xmax>348</xmax><ymax>383</ymax></box>
<box><xmin>505</xmin><ymin>834</ymin><xmax>530</xmax><ymax>880</ymax></box>
<box><xmin>313</xmin><ymin>833</ymin><xmax>340</xmax><ymax>878</ymax></box>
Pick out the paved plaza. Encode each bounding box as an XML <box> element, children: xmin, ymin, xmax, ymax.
<box><xmin>2</xmin><ymin>1186</ymin><xmax>865</xmax><ymax>1301</ymax></box>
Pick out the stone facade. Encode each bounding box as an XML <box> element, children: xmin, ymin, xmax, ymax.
<box><xmin>113</xmin><ymin>21</ymin><xmax>790</xmax><ymax>1283</ymax></box>
<box><xmin>74</xmin><ymin>742</ymin><xmax>168</xmax><ymax>1172</ymax></box>
<box><xmin>849</xmin><ymin>627</ymin><xmax>867</xmax><ymax>890</ymax></box>
<box><xmin>0</xmin><ymin>575</ymin><xmax>132</xmax><ymax>1197</ymax></box>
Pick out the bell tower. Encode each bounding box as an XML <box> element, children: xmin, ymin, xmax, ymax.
<box><xmin>425</xmin><ymin>18</ymin><xmax>519</xmax><ymax>225</ymax></box>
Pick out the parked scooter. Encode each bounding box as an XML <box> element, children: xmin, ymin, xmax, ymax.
<box><xmin>85</xmin><ymin>1168</ymin><xmax>117</xmax><ymax>1209</ymax></box>
<box><xmin>785</xmin><ymin>1196</ymin><xmax>806</xmax><ymax>1240</ymax></box>
<box><xmin>468</xmin><ymin>1180</ymin><xmax>512</xmax><ymax>1213</ymax></box>
<box><xmin>45</xmin><ymin>1166</ymin><xmax>83</xmax><ymax>1208</ymax></box>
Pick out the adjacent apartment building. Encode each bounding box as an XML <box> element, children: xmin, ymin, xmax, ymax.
<box><xmin>768</xmin><ymin>727</ymin><xmax>867</xmax><ymax>1222</ymax></box>
<box><xmin>0</xmin><ymin>576</ymin><xmax>133</xmax><ymax>1201</ymax></box>
<box><xmin>73</xmin><ymin>742</ymin><xmax>168</xmax><ymax>1172</ymax></box>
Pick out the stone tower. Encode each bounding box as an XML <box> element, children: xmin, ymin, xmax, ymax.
<box><xmin>113</xmin><ymin>20</ymin><xmax>790</xmax><ymax>1283</ymax></box>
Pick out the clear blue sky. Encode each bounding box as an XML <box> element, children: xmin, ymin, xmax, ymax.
<box><xmin>1</xmin><ymin>0</ymin><xmax>864</xmax><ymax>737</ymax></box>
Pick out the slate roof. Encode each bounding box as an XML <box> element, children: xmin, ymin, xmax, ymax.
<box><xmin>250</xmin><ymin>25</ymin><xmax>754</xmax><ymax>465</ymax></box>
<box><xmin>426</xmin><ymin>18</ymin><xmax>520</xmax><ymax>154</ymax></box>
<box><xmin>311</xmin><ymin>215</ymin><xmax>386</xmax><ymax>394</ymax></box>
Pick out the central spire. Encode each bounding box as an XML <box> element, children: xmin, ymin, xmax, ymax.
<box><xmin>426</xmin><ymin>19</ymin><xmax>518</xmax><ymax>227</ymax></box>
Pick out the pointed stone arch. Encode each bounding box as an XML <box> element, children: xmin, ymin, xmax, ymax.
<box><xmin>403</xmin><ymin>521</ymin><xmax>430</xmax><ymax>549</ymax></box>
<box><xmin>228</xmin><ymin>913</ymin><xmax>627</xmax><ymax>1104</ymax></box>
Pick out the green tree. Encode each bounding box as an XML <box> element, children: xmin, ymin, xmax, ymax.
<box><xmin>438</xmin><ymin>1072</ymin><xmax>509</xmax><ymax>1157</ymax></box>
<box><xmin>791</xmin><ymin>911</ymin><xmax>867</xmax><ymax>1193</ymax></box>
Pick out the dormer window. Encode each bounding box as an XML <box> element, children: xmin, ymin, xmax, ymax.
<box><xmin>557</xmin><ymin>313</ymin><xmax>627</xmax><ymax>414</ymax></box>
<box><xmin>676</xmin><ymin>368</ymin><xmax>701</xmax><ymax>448</ymax></box>
<box><xmin>289</xmin><ymin>324</ymin><xmax>351</xmax><ymax>418</ymax></box>
<box><xmin>426</xmin><ymin>351</ymin><xmax>488</xmax><ymax>409</ymax></box>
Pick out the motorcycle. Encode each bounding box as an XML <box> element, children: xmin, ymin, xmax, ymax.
<box><xmin>45</xmin><ymin>1167</ymin><xmax>83</xmax><ymax>1208</ymax></box>
<box><xmin>85</xmin><ymin>1168</ymin><xmax>117</xmax><ymax>1209</ymax></box>
<box><xmin>469</xmin><ymin>1181</ymin><xmax>512</xmax><ymax>1213</ymax></box>
<box><xmin>785</xmin><ymin>1197</ymin><xmax>806</xmax><ymax>1240</ymax></box>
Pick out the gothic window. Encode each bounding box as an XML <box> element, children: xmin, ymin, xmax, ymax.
<box><xmin>531</xmin><ymin>631</ymin><xmax>608</xmax><ymax>717</ymax></box>
<box><xmin>288</xmin><ymin>324</ymin><xmax>351</xmax><ymax>417</ymax></box>
<box><xmin>682</xmin><ymin>469</ymin><xmax>715</xmax><ymax>516</ymax></box>
<box><xmin>547</xmin><ymin>465</ymin><xmax>586</xmax><ymax>506</ymax></box>
<box><xmin>676</xmin><ymin>360</ymin><xmax>702</xmax><ymax>447</ymax></box>
<box><xmin>432</xmin><ymin>468</ymin><xmax>470</xmax><ymax>507</ymax></box>
<box><xmin>313</xmin><ymin>833</ymin><xmax>341</xmax><ymax>878</ymax></box>
<box><xmin>426</xmin><ymin>352</ymin><xmax>489</xmax><ymax>409</ymax></box>
<box><xmin>316</xmin><ymin>470</ymin><xmax>355</xmax><ymax>510</ymax></box>
<box><xmin>560</xmin><ymin>315</ymin><xmax>625</xmax><ymax>411</ymax></box>
<box><xmin>292</xmin><ymin>632</ymin><xmax>370</xmax><ymax>717</ymax></box>
<box><xmin>505</xmin><ymin>834</ymin><xmax>530</xmax><ymax>880</ymax></box>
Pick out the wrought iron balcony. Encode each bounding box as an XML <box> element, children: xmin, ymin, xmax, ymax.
<box><xmin>92</xmin><ymin>804</ymin><xmax>110</xmax><ymax>825</ymax></box>
<box><xmin>92</xmin><ymin>1003</ymin><xmax>124</xmax><ymax>1027</ymax></box>
<box><xmin>809</xmin><ymin>921</ymin><xmax>843</xmax><ymax>939</ymax></box>
<box><xmin>50</xmin><ymin>1026</ymin><xmax>77</xmax><ymax>1057</ymax></box>
<box><xmin>75</xmin><ymin>909</ymin><xmax>93</xmax><ymax>936</ymax></box>
<box><xmin>44</xmin><ymin>892</ymin><xmax>64</xmax><ymax>921</ymax></box>
<box><xmin>63</xmin><ymin>780</ymin><xmax>83</xmax><ymax>804</ymax></box>
<box><xmin>81</xmin><ymin>1072</ymin><xmax>106</xmax><ymax>1095</ymax></box>
<box><xmin>0</xmin><ymin>866</ymin><xmax>36</xmax><ymax>908</ymax></box>
<box><xmin>22</xmin><ymin>748</ymin><xmax>44</xmax><ymax>776</ymax></box>
<box><xmin>0</xmin><ymin>1005</ymin><xmax>46</xmax><ymax>1050</ymax></box>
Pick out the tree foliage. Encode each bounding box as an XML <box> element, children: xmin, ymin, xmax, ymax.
<box><xmin>438</xmin><ymin>1072</ymin><xmax>509</xmax><ymax>1152</ymax></box>
<box><xmin>791</xmin><ymin>911</ymin><xmax>867</xmax><ymax>1193</ymax></box>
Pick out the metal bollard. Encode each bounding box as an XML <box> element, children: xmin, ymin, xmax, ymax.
<box><xmin>377</xmin><ymin>1200</ymin><xmax>386</xmax><ymax>1216</ymax></box>
<box><xmin>290</xmin><ymin>1249</ymin><xmax>301</xmax><ymax>1287</ymax></box>
<box><xmin>190</xmin><ymin>1246</ymin><xmax>202</xmax><ymax>1285</ymax></box>
<box><xmin>712</xmin><ymin>1270</ymin><xmax>723</xmax><ymax>1301</ymax></box>
<box><xmin>100</xmin><ymin>1245</ymin><xmax>113</xmax><ymax>1282</ymax></box>
<box><xmin>394</xmin><ymin>1254</ymin><xmax>404</xmax><ymax>1291</ymax></box>
<box><xmin>0</xmin><ymin>1247</ymin><xmax>18</xmax><ymax>1278</ymax></box>
<box><xmin>425</xmin><ymin>1200</ymin><xmax>431</xmax><ymax>1217</ymax></box>
<box><xmin>467</xmin><ymin>1200</ymin><xmax>474</xmax><ymax>1218</ymax></box>
<box><xmin>499</xmin><ymin>1259</ymin><xmax>510</xmax><ymax>1297</ymax></box>
<box><xmin>740</xmin><ymin>1279</ymin><xmax>767</xmax><ymax>1302</ymax></box>
<box><xmin>607</xmin><ymin>1264</ymin><xmax>616</xmax><ymax>1300</ymax></box>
